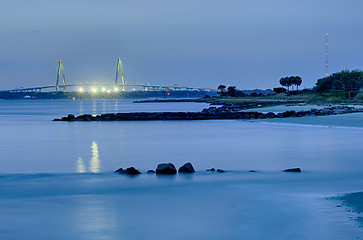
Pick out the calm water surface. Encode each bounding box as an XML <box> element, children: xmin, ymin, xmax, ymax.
<box><xmin>1</xmin><ymin>99</ymin><xmax>363</xmax><ymax>240</ymax></box>
<box><xmin>0</xmin><ymin>99</ymin><xmax>363</xmax><ymax>173</ymax></box>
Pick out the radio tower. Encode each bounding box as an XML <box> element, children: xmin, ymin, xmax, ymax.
<box><xmin>325</xmin><ymin>33</ymin><xmax>329</xmax><ymax>76</ymax></box>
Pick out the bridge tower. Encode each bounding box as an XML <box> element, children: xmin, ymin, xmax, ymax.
<box><xmin>115</xmin><ymin>58</ymin><xmax>125</xmax><ymax>91</ymax></box>
<box><xmin>56</xmin><ymin>60</ymin><xmax>67</xmax><ymax>92</ymax></box>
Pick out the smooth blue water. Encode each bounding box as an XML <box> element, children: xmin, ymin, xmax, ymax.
<box><xmin>1</xmin><ymin>99</ymin><xmax>363</xmax><ymax>240</ymax></box>
<box><xmin>0</xmin><ymin>100</ymin><xmax>363</xmax><ymax>173</ymax></box>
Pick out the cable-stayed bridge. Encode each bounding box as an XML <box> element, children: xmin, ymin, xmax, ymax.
<box><xmin>7</xmin><ymin>58</ymin><xmax>217</xmax><ymax>93</ymax></box>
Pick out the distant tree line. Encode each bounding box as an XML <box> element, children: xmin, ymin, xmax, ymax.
<box><xmin>273</xmin><ymin>87</ymin><xmax>287</xmax><ymax>93</ymax></box>
<box><xmin>217</xmin><ymin>85</ymin><xmax>266</xmax><ymax>97</ymax></box>
<box><xmin>314</xmin><ymin>70</ymin><xmax>363</xmax><ymax>93</ymax></box>
<box><xmin>218</xmin><ymin>85</ymin><xmax>245</xmax><ymax>97</ymax></box>
<box><xmin>279</xmin><ymin>76</ymin><xmax>302</xmax><ymax>91</ymax></box>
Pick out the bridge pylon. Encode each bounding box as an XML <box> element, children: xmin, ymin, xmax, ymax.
<box><xmin>115</xmin><ymin>58</ymin><xmax>125</xmax><ymax>91</ymax></box>
<box><xmin>56</xmin><ymin>60</ymin><xmax>67</xmax><ymax>92</ymax></box>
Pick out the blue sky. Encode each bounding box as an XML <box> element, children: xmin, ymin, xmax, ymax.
<box><xmin>0</xmin><ymin>0</ymin><xmax>362</xmax><ymax>90</ymax></box>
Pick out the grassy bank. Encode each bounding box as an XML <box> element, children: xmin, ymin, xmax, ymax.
<box><xmin>207</xmin><ymin>91</ymin><xmax>363</xmax><ymax>105</ymax></box>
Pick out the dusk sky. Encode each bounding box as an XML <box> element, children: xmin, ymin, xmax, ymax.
<box><xmin>1</xmin><ymin>0</ymin><xmax>362</xmax><ymax>90</ymax></box>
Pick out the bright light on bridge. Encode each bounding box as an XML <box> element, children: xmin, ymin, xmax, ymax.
<box><xmin>101</xmin><ymin>87</ymin><xmax>106</xmax><ymax>92</ymax></box>
<box><xmin>114</xmin><ymin>87</ymin><xmax>119</xmax><ymax>92</ymax></box>
<box><xmin>78</xmin><ymin>87</ymin><xmax>84</xmax><ymax>92</ymax></box>
<box><xmin>91</xmin><ymin>87</ymin><xmax>98</xmax><ymax>93</ymax></box>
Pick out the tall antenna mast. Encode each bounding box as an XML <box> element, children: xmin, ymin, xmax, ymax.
<box><xmin>325</xmin><ymin>33</ymin><xmax>329</xmax><ymax>76</ymax></box>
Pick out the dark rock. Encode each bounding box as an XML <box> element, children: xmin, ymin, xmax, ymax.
<box><xmin>250</xmin><ymin>170</ymin><xmax>257</xmax><ymax>172</ymax></box>
<box><xmin>115</xmin><ymin>167</ymin><xmax>141</xmax><ymax>175</ymax></box>
<box><xmin>265</xmin><ymin>112</ymin><xmax>276</xmax><ymax>118</ymax></box>
<box><xmin>147</xmin><ymin>170</ymin><xmax>155</xmax><ymax>173</ymax></box>
<box><xmin>296</xmin><ymin>111</ymin><xmax>306</xmax><ymax>117</ymax></box>
<box><xmin>76</xmin><ymin>114</ymin><xmax>93</xmax><ymax>121</ymax></box>
<box><xmin>206</xmin><ymin>168</ymin><xmax>215</xmax><ymax>171</ymax></box>
<box><xmin>67</xmin><ymin>114</ymin><xmax>75</xmax><ymax>121</ymax></box>
<box><xmin>283</xmin><ymin>110</ymin><xmax>296</xmax><ymax>118</ymax></box>
<box><xmin>178</xmin><ymin>162</ymin><xmax>195</xmax><ymax>173</ymax></box>
<box><xmin>156</xmin><ymin>163</ymin><xmax>177</xmax><ymax>175</ymax></box>
<box><xmin>216</xmin><ymin>169</ymin><xmax>225</xmax><ymax>173</ymax></box>
<box><xmin>56</xmin><ymin>104</ymin><xmax>363</xmax><ymax>122</ymax></box>
<box><xmin>283</xmin><ymin>168</ymin><xmax>301</xmax><ymax>172</ymax></box>
<box><xmin>115</xmin><ymin>168</ymin><xmax>125</xmax><ymax>173</ymax></box>
<box><xmin>125</xmin><ymin>167</ymin><xmax>141</xmax><ymax>175</ymax></box>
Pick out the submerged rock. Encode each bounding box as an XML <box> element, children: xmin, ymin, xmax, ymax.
<box><xmin>115</xmin><ymin>167</ymin><xmax>141</xmax><ymax>175</ymax></box>
<box><xmin>283</xmin><ymin>168</ymin><xmax>301</xmax><ymax>172</ymax></box>
<box><xmin>178</xmin><ymin>162</ymin><xmax>195</xmax><ymax>173</ymax></box>
<box><xmin>156</xmin><ymin>163</ymin><xmax>177</xmax><ymax>175</ymax></box>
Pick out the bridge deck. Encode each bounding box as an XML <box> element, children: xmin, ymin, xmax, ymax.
<box><xmin>7</xmin><ymin>83</ymin><xmax>218</xmax><ymax>92</ymax></box>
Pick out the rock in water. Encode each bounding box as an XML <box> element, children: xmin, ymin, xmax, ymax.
<box><xmin>115</xmin><ymin>167</ymin><xmax>141</xmax><ymax>175</ymax></box>
<box><xmin>206</xmin><ymin>168</ymin><xmax>215</xmax><ymax>172</ymax></box>
<box><xmin>156</xmin><ymin>163</ymin><xmax>177</xmax><ymax>175</ymax></box>
<box><xmin>147</xmin><ymin>170</ymin><xmax>155</xmax><ymax>174</ymax></box>
<box><xmin>115</xmin><ymin>168</ymin><xmax>125</xmax><ymax>173</ymax></box>
<box><xmin>125</xmin><ymin>167</ymin><xmax>141</xmax><ymax>175</ymax></box>
<box><xmin>67</xmin><ymin>114</ymin><xmax>75</xmax><ymax>121</ymax></box>
<box><xmin>178</xmin><ymin>162</ymin><xmax>195</xmax><ymax>173</ymax></box>
<box><xmin>283</xmin><ymin>168</ymin><xmax>301</xmax><ymax>172</ymax></box>
<box><xmin>217</xmin><ymin>169</ymin><xmax>225</xmax><ymax>173</ymax></box>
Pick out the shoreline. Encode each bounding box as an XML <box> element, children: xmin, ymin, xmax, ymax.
<box><xmin>334</xmin><ymin>192</ymin><xmax>363</xmax><ymax>226</ymax></box>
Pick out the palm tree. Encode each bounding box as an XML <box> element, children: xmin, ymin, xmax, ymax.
<box><xmin>295</xmin><ymin>76</ymin><xmax>302</xmax><ymax>91</ymax></box>
<box><xmin>279</xmin><ymin>77</ymin><xmax>287</xmax><ymax>91</ymax></box>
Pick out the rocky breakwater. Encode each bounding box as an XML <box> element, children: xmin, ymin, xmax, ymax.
<box><xmin>54</xmin><ymin>106</ymin><xmax>363</xmax><ymax>122</ymax></box>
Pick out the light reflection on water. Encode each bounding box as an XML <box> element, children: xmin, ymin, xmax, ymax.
<box><xmin>76</xmin><ymin>142</ymin><xmax>101</xmax><ymax>173</ymax></box>
<box><xmin>1</xmin><ymin>100</ymin><xmax>363</xmax><ymax>174</ymax></box>
<box><xmin>76</xmin><ymin>157</ymin><xmax>86</xmax><ymax>173</ymax></box>
<box><xmin>90</xmin><ymin>141</ymin><xmax>101</xmax><ymax>173</ymax></box>
<box><xmin>114</xmin><ymin>100</ymin><xmax>118</xmax><ymax>112</ymax></box>
<box><xmin>92</xmin><ymin>101</ymin><xmax>97</xmax><ymax>115</ymax></box>
<box><xmin>79</xmin><ymin>101</ymin><xmax>84</xmax><ymax>115</ymax></box>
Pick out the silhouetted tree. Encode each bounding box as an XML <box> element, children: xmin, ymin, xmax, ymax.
<box><xmin>273</xmin><ymin>87</ymin><xmax>287</xmax><ymax>93</ymax></box>
<box><xmin>315</xmin><ymin>70</ymin><xmax>363</xmax><ymax>92</ymax></box>
<box><xmin>295</xmin><ymin>76</ymin><xmax>302</xmax><ymax>91</ymax></box>
<box><xmin>227</xmin><ymin>86</ymin><xmax>237</xmax><ymax>97</ymax></box>
<box><xmin>279</xmin><ymin>76</ymin><xmax>302</xmax><ymax>91</ymax></box>
<box><xmin>218</xmin><ymin>85</ymin><xmax>227</xmax><ymax>95</ymax></box>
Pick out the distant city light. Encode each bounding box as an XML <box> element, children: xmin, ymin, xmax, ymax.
<box><xmin>79</xmin><ymin>87</ymin><xmax>84</xmax><ymax>92</ymax></box>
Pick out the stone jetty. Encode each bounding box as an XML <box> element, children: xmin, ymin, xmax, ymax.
<box><xmin>54</xmin><ymin>106</ymin><xmax>363</xmax><ymax>122</ymax></box>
